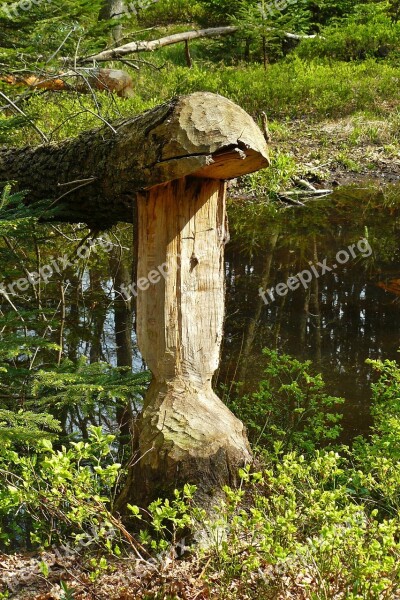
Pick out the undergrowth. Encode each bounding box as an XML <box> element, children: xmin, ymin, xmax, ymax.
<box><xmin>3</xmin><ymin>352</ymin><xmax>400</xmax><ymax>598</ymax></box>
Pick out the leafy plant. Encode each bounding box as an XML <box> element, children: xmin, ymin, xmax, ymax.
<box><xmin>0</xmin><ymin>426</ymin><xmax>124</xmax><ymax>550</ymax></box>
<box><xmin>229</xmin><ymin>348</ymin><xmax>344</xmax><ymax>452</ymax></box>
<box><xmin>60</xmin><ymin>580</ymin><xmax>75</xmax><ymax>600</ymax></box>
<box><xmin>352</xmin><ymin>356</ymin><xmax>400</xmax><ymax>515</ymax></box>
<box><xmin>201</xmin><ymin>453</ymin><xmax>400</xmax><ymax>599</ymax></box>
<box><xmin>131</xmin><ymin>484</ymin><xmax>197</xmax><ymax>553</ymax></box>
<box><xmin>241</xmin><ymin>150</ymin><xmax>298</xmax><ymax>196</ymax></box>
<box><xmin>297</xmin><ymin>2</ymin><xmax>400</xmax><ymax>61</ymax></box>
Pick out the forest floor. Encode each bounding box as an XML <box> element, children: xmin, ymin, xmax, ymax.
<box><xmin>0</xmin><ymin>550</ymin><xmax>210</xmax><ymax>600</ymax></box>
<box><xmin>0</xmin><ymin>548</ymin><xmax>319</xmax><ymax>599</ymax></box>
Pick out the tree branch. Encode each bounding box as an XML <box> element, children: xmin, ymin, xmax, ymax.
<box><xmin>79</xmin><ymin>26</ymin><xmax>317</xmax><ymax>64</ymax></box>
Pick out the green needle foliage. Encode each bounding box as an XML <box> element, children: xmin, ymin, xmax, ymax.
<box><xmin>233</xmin><ymin>0</ymin><xmax>312</xmax><ymax>63</ymax></box>
<box><xmin>0</xmin><ymin>0</ymin><xmax>107</xmax><ymax>69</ymax></box>
<box><xmin>0</xmin><ymin>409</ymin><xmax>60</xmax><ymax>444</ymax></box>
<box><xmin>0</xmin><ymin>116</ymin><xmax>33</xmax><ymax>144</ymax></box>
<box><xmin>32</xmin><ymin>358</ymin><xmax>150</xmax><ymax>439</ymax></box>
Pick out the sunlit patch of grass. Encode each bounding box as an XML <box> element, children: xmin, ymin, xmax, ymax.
<box><xmin>241</xmin><ymin>150</ymin><xmax>298</xmax><ymax>196</ymax></box>
<box><xmin>335</xmin><ymin>152</ymin><xmax>362</xmax><ymax>172</ymax></box>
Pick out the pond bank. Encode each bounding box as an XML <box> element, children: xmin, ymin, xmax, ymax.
<box><xmin>271</xmin><ymin>114</ymin><xmax>400</xmax><ymax>189</ymax></box>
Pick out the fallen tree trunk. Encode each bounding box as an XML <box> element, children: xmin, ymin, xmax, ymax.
<box><xmin>79</xmin><ymin>26</ymin><xmax>316</xmax><ymax>63</ymax></box>
<box><xmin>0</xmin><ymin>68</ymin><xmax>134</xmax><ymax>98</ymax></box>
<box><xmin>0</xmin><ymin>92</ymin><xmax>268</xmax><ymax>228</ymax></box>
<box><xmin>0</xmin><ymin>92</ymin><xmax>269</xmax><ymax>507</ymax></box>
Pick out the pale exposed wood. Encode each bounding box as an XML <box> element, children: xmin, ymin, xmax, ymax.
<box><xmin>118</xmin><ymin>177</ymin><xmax>251</xmax><ymax>506</ymax></box>
<box><xmin>137</xmin><ymin>178</ymin><xmax>227</xmax><ymax>383</ymax></box>
<box><xmin>80</xmin><ymin>26</ymin><xmax>239</xmax><ymax>63</ymax></box>
<box><xmin>284</xmin><ymin>31</ymin><xmax>317</xmax><ymax>39</ymax></box>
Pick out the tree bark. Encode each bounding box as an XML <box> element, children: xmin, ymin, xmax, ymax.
<box><xmin>0</xmin><ymin>92</ymin><xmax>268</xmax><ymax>229</ymax></box>
<box><xmin>89</xmin><ymin>267</ymin><xmax>107</xmax><ymax>363</ymax></box>
<box><xmin>110</xmin><ymin>249</ymin><xmax>135</xmax><ymax>447</ymax></box>
<box><xmin>184</xmin><ymin>40</ymin><xmax>193</xmax><ymax>68</ymax></box>
<box><xmin>99</xmin><ymin>0</ymin><xmax>125</xmax><ymax>43</ymax></box>
<box><xmin>1</xmin><ymin>92</ymin><xmax>269</xmax><ymax>507</ymax></box>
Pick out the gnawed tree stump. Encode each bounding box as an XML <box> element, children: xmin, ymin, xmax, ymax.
<box><xmin>0</xmin><ymin>92</ymin><xmax>269</xmax><ymax>506</ymax></box>
<box><xmin>128</xmin><ymin>178</ymin><xmax>248</xmax><ymax>506</ymax></box>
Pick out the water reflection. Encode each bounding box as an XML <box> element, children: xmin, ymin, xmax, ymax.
<box><xmin>219</xmin><ymin>184</ymin><xmax>400</xmax><ymax>439</ymax></box>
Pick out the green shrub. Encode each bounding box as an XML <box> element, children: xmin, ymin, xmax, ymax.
<box><xmin>5</xmin><ymin>57</ymin><xmax>400</xmax><ymax>150</ymax></box>
<box><xmin>241</xmin><ymin>150</ymin><xmax>298</xmax><ymax>195</ymax></box>
<box><xmin>229</xmin><ymin>348</ymin><xmax>344</xmax><ymax>453</ymax></box>
<box><xmin>0</xmin><ymin>426</ymin><xmax>123</xmax><ymax>550</ymax></box>
<box><xmin>138</xmin><ymin>0</ymin><xmax>203</xmax><ymax>25</ymax></box>
<box><xmin>296</xmin><ymin>10</ymin><xmax>400</xmax><ymax>61</ymax></box>
<box><xmin>202</xmin><ymin>455</ymin><xmax>400</xmax><ymax>599</ymax></box>
<box><xmin>119</xmin><ymin>351</ymin><xmax>400</xmax><ymax>598</ymax></box>
<box><xmin>31</xmin><ymin>357</ymin><xmax>149</xmax><ymax>440</ymax></box>
<box><xmin>208</xmin><ymin>352</ymin><xmax>400</xmax><ymax>597</ymax></box>
<box><xmin>353</xmin><ymin>356</ymin><xmax>400</xmax><ymax>515</ymax></box>
<box><xmin>130</xmin><ymin>58</ymin><xmax>400</xmax><ymax>120</ymax></box>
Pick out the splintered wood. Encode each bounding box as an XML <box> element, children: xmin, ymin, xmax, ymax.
<box><xmin>137</xmin><ymin>178</ymin><xmax>226</xmax><ymax>384</ymax></box>
<box><xmin>130</xmin><ymin>177</ymin><xmax>252</xmax><ymax>506</ymax></box>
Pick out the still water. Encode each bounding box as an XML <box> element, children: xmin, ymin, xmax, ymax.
<box><xmin>218</xmin><ymin>183</ymin><xmax>400</xmax><ymax>439</ymax></box>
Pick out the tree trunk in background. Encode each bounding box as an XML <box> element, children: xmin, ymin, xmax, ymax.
<box><xmin>299</xmin><ymin>285</ymin><xmax>311</xmax><ymax>356</ymax></box>
<box><xmin>311</xmin><ymin>237</ymin><xmax>322</xmax><ymax>364</ymax></box>
<box><xmin>110</xmin><ymin>250</ymin><xmax>134</xmax><ymax>446</ymax></box>
<box><xmin>66</xmin><ymin>273</ymin><xmax>82</xmax><ymax>363</ymax></box>
<box><xmin>273</xmin><ymin>265</ymin><xmax>290</xmax><ymax>347</ymax></box>
<box><xmin>99</xmin><ymin>0</ymin><xmax>125</xmax><ymax>43</ymax></box>
<box><xmin>238</xmin><ymin>232</ymin><xmax>279</xmax><ymax>383</ymax></box>
<box><xmin>89</xmin><ymin>268</ymin><xmax>107</xmax><ymax>363</ymax></box>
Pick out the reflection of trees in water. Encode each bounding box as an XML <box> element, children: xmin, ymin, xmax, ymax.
<box><xmin>2</xmin><ymin>186</ymin><xmax>399</xmax><ymax>442</ymax></box>
<box><xmin>220</xmin><ymin>185</ymin><xmax>400</xmax><ymax>438</ymax></box>
<box><xmin>0</xmin><ymin>221</ymin><xmax>142</xmax><ymax>449</ymax></box>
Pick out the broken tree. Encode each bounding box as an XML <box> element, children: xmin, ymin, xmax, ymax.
<box><xmin>0</xmin><ymin>92</ymin><xmax>269</xmax><ymax>505</ymax></box>
<box><xmin>78</xmin><ymin>26</ymin><xmax>317</xmax><ymax>64</ymax></box>
<box><xmin>0</xmin><ymin>68</ymin><xmax>135</xmax><ymax>98</ymax></box>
